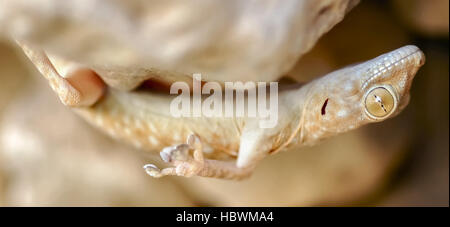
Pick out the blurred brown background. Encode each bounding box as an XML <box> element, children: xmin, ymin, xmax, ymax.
<box><xmin>0</xmin><ymin>0</ymin><xmax>448</xmax><ymax>206</ymax></box>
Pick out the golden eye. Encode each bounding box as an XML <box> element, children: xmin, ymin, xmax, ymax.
<box><xmin>364</xmin><ymin>86</ymin><xmax>396</xmax><ymax>119</ymax></box>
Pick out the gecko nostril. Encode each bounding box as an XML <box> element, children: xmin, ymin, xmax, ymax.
<box><xmin>318</xmin><ymin>5</ymin><xmax>332</xmax><ymax>16</ymax></box>
<box><xmin>419</xmin><ymin>56</ymin><xmax>425</xmax><ymax>66</ymax></box>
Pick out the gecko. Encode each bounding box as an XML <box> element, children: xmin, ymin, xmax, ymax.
<box><xmin>18</xmin><ymin>42</ymin><xmax>425</xmax><ymax>180</ymax></box>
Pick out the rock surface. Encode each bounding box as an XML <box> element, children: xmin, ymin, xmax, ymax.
<box><xmin>0</xmin><ymin>0</ymin><xmax>359</xmax><ymax>89</ymax></box>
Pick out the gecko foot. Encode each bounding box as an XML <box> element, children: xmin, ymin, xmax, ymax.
<box><xmin>143</xmin><ymin>134</ymin><xmax>205</xmax><ymax>178</ymax></box>
<box><xmin>144</xmin><ymin>134</ymin><xmax>254</xmax><ymax>180</ymax></box>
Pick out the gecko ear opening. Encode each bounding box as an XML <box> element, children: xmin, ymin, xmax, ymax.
<box><xmin>363</xmin><ymin>84</ymin><xmax>398</xmax><ymax>121</ymax></box>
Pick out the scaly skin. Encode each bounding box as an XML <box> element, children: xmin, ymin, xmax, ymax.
<box><xmin>19</xmin><ymin>43</ymin><xmax>425</xmax><ymax>180</ymax></box>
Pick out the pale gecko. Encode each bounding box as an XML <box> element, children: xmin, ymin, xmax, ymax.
<box><xmin>18</xmin><ymin>43</ymin><xmax>425</xmax><ymax>180</ymax></box>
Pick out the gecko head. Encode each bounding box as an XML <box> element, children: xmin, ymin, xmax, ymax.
<box><xmin>301</xmin><ymin>45</ymin><xmax>425</xmax><ymax>143</ymax></box>
<box><xmin>359</xmin><ymin>45</ymin><xmax>425</xmax><ymax>121</ymax></box>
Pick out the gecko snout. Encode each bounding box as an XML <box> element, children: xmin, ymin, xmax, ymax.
<box><xmin>360</xmin><ymin>45</ymin><xmax>425</xmax><ymax>121</ymax></box>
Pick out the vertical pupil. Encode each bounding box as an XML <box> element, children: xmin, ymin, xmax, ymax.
<box><xmin>373</xmin><ymin>94</ymin><xmax>387</xmax><ymax>112</ymax></box>
<box><xmin>364</xmin><ymin>86</ymin><xmax>396</xmax><ymax>118</ymax></box>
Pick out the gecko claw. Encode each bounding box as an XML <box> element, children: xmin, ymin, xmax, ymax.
<box><xmin>186</xmin><ymin>134</ymin><xmax>196</xmax><ymax>147</ymax></box>
<box><xmin>160</xmin><ymin>144</ymin><xmax>190</xmax><ymax>163</ymax></box>
<box><xmin>187</xmin><ymin>134</ymin><xmax>202</xmax><ymax>151</ymax></box>
<box><xmin>143</xmin><ymin>164</ymin><xmax>162</xmax><ymax>177</ymax></box>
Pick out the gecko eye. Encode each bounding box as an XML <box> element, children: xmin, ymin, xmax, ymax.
<box><xmin>364</xmin><ymin>85</ymin><xmax>397</xmax><ymax>120</ymax></box>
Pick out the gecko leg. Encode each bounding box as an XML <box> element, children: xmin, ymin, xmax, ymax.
<box><xmin>17</xmin><ymin>41</ymin><xmax>105</xmax><ymax>107</ymax></box>
<box><xmin>143</xmin><ymin>134</ymin><xmax>254</xmax><ymax>180</ymax></box>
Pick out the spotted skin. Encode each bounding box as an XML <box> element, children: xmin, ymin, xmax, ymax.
<box><xmin>19</xmin><ymin>44</ymin><xmax>425</xmax><ymax>180</ymax></box>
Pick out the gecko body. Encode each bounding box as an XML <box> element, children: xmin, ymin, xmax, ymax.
<box><xmin>19</xmin><ymin>44</ymin><xmax>424</xmax><ymax>180</ymax></box>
